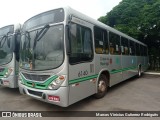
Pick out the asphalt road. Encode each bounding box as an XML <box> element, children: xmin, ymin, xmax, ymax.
<box><xmin>0</xmin><ymin>74</ymin><xmax>160</xmax><ymax>119</ymax></box>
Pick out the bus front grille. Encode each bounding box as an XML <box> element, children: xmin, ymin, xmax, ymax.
<box><xmin>28</xmin><ymin>89</ymin><xmax>43</xmax><ymax>97</ymax></box>
<box><xmin>22</xmin><ymin>73</ymin><xmax>50</xmax><ymax>82</ymax></box>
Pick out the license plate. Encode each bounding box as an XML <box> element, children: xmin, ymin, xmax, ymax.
<box><xmin>48</xmin><ymin>95</ymin><xmax>60</xmax><ymax>102</ymax></box>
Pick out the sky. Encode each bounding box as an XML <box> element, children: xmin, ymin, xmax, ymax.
<box><xmin>0</xmin><ymin>0</ymin><xmax>122</xmax><ymax>28</ymax></box>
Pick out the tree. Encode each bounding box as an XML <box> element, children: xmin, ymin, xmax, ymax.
<box><xmin>98</xmin><ymin>0</ymin><xmax>160</xmax><ymax>62</ymax></box>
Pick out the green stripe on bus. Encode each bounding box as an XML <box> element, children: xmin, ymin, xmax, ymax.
<box><xmin>110</xmin><ymin>66</ymin><xmax>137</xmax><ymax>74</ymax></box>
<box><xmin>69</xmin><ymin>66</ymin><xmax>137</xmax><ymax>85</ymax></box>
<box><xmin>0</xmin><ymin>68</ymin><xmax>8</xmax><ymax>76</ymax></box>
<box><xmin>20</xmin><ymin>65</ymin><xmax>147</xmax><ymax>88</ymax></box>
<box><xmin>0</xmin><ymin>76</ymin><xmax>4</xmax><ymax>79</ymax></box>
<box><xmin>69</xmin><ymin>66</ymin><xmax>138</xmax><ymax>85</ymax></box>
<box><xmin>69</xmin><ymin>74</ymin><xmax>98</xmax><ymax>85</ymax></box>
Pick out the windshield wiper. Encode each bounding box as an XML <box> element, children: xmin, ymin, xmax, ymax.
<box><xmin>33</xmin><ymin>24</ymin><xmax>50</xmax><ymax>49</ymax></box>
<box><xmin>25</xmin><ymin>31</ymin><xmax>31</xmax><ymax>41</ymax></box>
<box><xmin>21</xmin><ymin>31</ymin><xmax>31</xmax><ymax>50</ymax></box>
<box><xmin>0</xmin><ymin>32</ymin><xmax>13</xmax><ymax>48</ymax></box>
<box><xmin>28</xmin><ymin>24</ymin><xmax>50</xmax><ymax>70</ymax></box>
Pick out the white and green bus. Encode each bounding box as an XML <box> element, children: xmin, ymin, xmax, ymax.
<box><xmin>0</xmin><ymin>24</ymin><xmax>21</xmax><ymax>88</ymax></box>
<box><xmin>18</xmin><ymin>7</ymin><xmax>148</xmax><ymax>107</ymax></box>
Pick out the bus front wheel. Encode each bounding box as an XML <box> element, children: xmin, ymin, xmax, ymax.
<box><xmin>94</xmin><ymin>74</ymin><xmax>108</xmax><ymax>99</ymax></box>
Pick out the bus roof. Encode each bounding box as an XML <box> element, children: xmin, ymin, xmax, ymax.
<box><xmin>64</xmin><ymin>6</ymin><xmax>147</xmax><ymax>47</ymax></box>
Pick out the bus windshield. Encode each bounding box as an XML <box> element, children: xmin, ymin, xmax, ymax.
<box><xmin>20</xmin><ymin>24</ymin><xmax>64</xmax><ymax>70</ymax></box>
<box><xmin>0</xmin><ymin>25</ymin><xmax>14</xmax><ymax>65</ymax></box>
<box><xmin>22</xmin><ymin>8</ymin><xmax>64</xmax><ymax>31</ymax></box>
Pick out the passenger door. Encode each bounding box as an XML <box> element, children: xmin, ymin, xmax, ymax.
<box><xmin>109</xmin><ymin>32</ymin><xmax>123</xmax><ymax>86</ymax></box>
<box><xmin>68</xmin><ymin>17</ymin><xmax>96</xmax><ymax>105</ymax></box>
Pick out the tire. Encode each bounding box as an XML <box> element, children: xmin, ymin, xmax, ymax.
<box><xmin>94</xmin><ymin>74</ymin><xmax>108</xmax><ymax>99</ymax></box>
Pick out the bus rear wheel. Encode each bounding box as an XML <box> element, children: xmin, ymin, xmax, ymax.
<box><xmin>94</xmin><ymin>74</ymin><xmax>108</xmax><ymax>99</ymax></box>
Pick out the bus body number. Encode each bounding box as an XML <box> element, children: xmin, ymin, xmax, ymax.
<box><xmin>78</xmin><ymin>70</ymin><xmax>88</xmax><ymax>77</ymax></box>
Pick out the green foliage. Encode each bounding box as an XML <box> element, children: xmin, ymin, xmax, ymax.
<box><xmin>98</xmin><ymin>0</ymin><xmax>160</xmax><ymax>58</ymax></box>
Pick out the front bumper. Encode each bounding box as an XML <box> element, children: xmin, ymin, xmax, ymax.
<box><xmin>18</xmin><ymin>82</ymin><xmax>69</xmax><ymax>107</ymax></box>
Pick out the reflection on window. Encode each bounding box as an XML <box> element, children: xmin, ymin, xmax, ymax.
<box><xmin>94</xmin><ymin>26</ymin><xmax>109</xmax><ymax>54</ymax></box>
<box><xmin>121</xmin><ymin>37</ymin><xmax>129</xmax><ymax>55</ymax></box>
<box><xmin>0</xmin><ymin>25</ymin><xmax>14</xmax><ymax>36</ymax></box>
<box><xmin>129</xmin><ymin>40</ymin><xmax>135</xmax><ymax>56</ymax></box>
<box><xmin>136</xmin><ymin>43</ymin><xmax>140</xmax><ymax>56</ymax></box>
<box><xmin>0</xmin><ymin>35</ymin><xmax>12</xmax><ymax>65</ymax></box>
<box><xmin>23</xmin><ymin>8</ymin><xmax>64</xmax><ymax>31</ymax></box>
<box><xmin>109</xmin><ymin>32</ymin><xmax>120</xmax><ymax>55</ymax></box>
<box><xmin>69</xmin><ymin>23</ymin><xmax>93</xmax><ymax>64</ymax></box>
<box><xmin>20</xmin><ymin>25</ymin><xmax>64</xmax><ymax>70</ymax></box>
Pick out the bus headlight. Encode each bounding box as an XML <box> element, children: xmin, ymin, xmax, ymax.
<box><xmin>4</xmin><ymin>68</ymin><xmax>13</xmax><ymax>78</ymax></box>
<box><xmin>48</xmin><ymin>75</ymin><xmax>65</xmax><ymax>90</ymax></box>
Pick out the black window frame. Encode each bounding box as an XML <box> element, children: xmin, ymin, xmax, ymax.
<box><xmin>94</xmin><ymin>26</ymin><xmax>109</xmax><ymax>54</ymax></box>
<box><xmin>136</xmin><ymin>43</ymin><xmax>140</xmax><ymax>56</ymax></box>
<box><xmin>144</xmin><ymin>46</ymin><xmax>148</xmax><ymax>56</ymax></box>
<box><xmin>109</xmin><ymin>32</ymin><xmax>121</xmax><ymax>55</ymax></box>
<box><xmin>69</xmin><ymin>22</ymin><xmax>93</xmax><ymax>65</ymax></box>
<box><xmin>121</xmin><ymin>37</ymin><xmax>129</xmax><ymax>55</ymax></box>
<box><xmin>129</xmin><ymin>40</ymin><xmax>136</xmax><ymax>56</ymax></box>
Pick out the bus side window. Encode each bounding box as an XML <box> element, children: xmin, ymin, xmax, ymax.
<box><xmin>139</xmin><ymin>45</ymin><xmax>142</xmax><ymax>56</ymax></box>
<box><xmin>94</xmin><ymin>26</ymin><xmax>108</xmax><ymax>54</ymax></box>
<box><xmin>129</xmin><ymin>40</ymin><xmax>135</xmax><ymax>56</ymax></box>
<box><xmin>144</xmin><ymin>46</ymin><xmax>148</xmax><ymax>56</ymax></box>
<box><xmin>136</xmin><ymin>43</ymin><xmax>140</xmax><ymax>56</ymax></box>
<box><xmin>109</xmin><ymin>43</ymin><xmax>114</xmax><ymax>54</ymax></box>
<box><xmin>109</xmin><ymin>32</ymin><xmax>120</xmax><ymax>55</ymax></box>
<box><xmin>140</xmin><ymin>45</ymin><xmax>144</xmax><ymax>56</ymax></box>
<box><xmin>69</xmin><ymin>23</ymin><xmax>93</xmax><ymax>64</ymax></box>
<box><xmin>142</xmin><ymin>45</ymin><xmax>146</xmax><ymax>56</ymax></box>
<box><xmin>121</xmin><ymin>37</ymin><xmax>129</xmax><ymax>55</ymax></box>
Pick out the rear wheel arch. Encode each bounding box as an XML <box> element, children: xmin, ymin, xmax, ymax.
<box><xmin>100</xmin><ymin>71</ymin><xmax>110</xmax><ymax>85</ymax></box>
<box><xmin>94</xmin><ymin>70</ymin><xmax>110</xmax><ymax>98</ymax></box>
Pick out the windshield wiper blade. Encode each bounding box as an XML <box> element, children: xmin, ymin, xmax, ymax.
<box><xmin>0</xmin><ymin>35</ymin><xmax>5</xmax><ymax>42</ymax></box>
<box><xmin>0</xmin><ymin>32</ymin><xmax>13</xmax><ymax>48</ymax></box>
<box><xmin>25</xmin><ymin>31</ymin><xmax>31</xmax><ymax>41</ymax></box>
<box><xmin>35</xmin><ymin>24</ymin><xmax>50</xmax><ymax>41</ymax></box>
<box><xmin>33</xmin><ymin>24</ymin><xmax>50</xmax><ymax>49</ymax></box>
<box><xmin>22</xmin><ymin>31</ymin><xmax>31</xmax><ymax>50</ymax></box>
